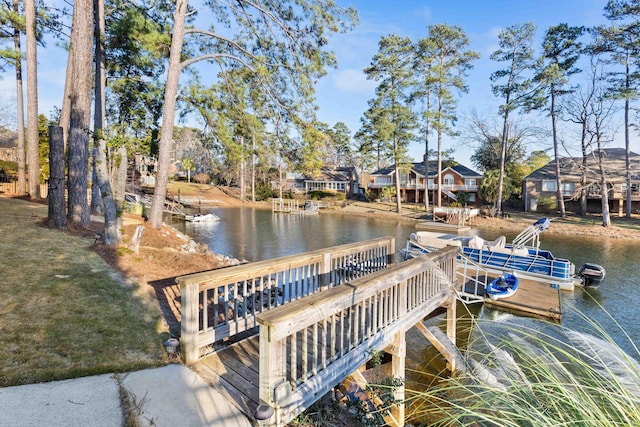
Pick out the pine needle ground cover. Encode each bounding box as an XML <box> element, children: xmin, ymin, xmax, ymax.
<box><xmin>0</xmin><ymin>197</ymin><xmax>165</xmax><ymax>386</ymax></box>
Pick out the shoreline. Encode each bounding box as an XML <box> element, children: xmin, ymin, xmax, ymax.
<box><xmin>200</xmin><ymin>198</ymin><xmax>640</xmax><ymax>241</ymax></box>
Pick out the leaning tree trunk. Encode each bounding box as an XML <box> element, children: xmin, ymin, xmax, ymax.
<box><xmin>48</xmin><ymin>126</ymin><xmax>67</xmax><ymax>229</ymax></box>
<box><xmin>66</xmin><ymin>0</ymin><xmax>94</xmax><ymax>226</ymax></box>
<box><xmin>91</xmin><ymin>0</ymin><xmax>120</xmax><ymax>245</ymax></box>
<box><xmin>149</xmin><ymin>0</ymin><xmax>188</xmax><ymax>228</ymax></box>
<box><xmin>13</xmin><ymin>0</ymin><xmax>26</xmax><ymax>196</ymax></box>
<box><xmin>25</xmin><ymin>0</ymin><xmax>39</xmax><ymax>199</ymax></box>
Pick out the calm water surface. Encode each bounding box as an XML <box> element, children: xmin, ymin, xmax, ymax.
<box><xmin>174</xmin><ymin>207</ymin><xmax>640</xmax><ymax>358</ymax></box>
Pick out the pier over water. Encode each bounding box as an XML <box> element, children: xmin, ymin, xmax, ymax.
<box><xmin>176</xmin><ymin>238</ymin><xmax>460</xmax><ymax>426</ymax></box>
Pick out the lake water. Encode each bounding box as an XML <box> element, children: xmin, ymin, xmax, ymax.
<box><xmin>173</xmin><ymin>207</ymin><xmax>640</xmax><ymax>359</ymax></box>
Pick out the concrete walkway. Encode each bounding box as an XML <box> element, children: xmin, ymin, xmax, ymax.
<box><xmin>0</xmin><ymin>365</ymin><xmax>253</xmax><ymax>427</ymax></box>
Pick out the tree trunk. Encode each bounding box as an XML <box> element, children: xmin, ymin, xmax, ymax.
<box><xmin>67</xmin><ymin>0</ymin><xmax>94</xmax><ymax>226</ymax></box>
<box><xmin>579</xmin><ymin>127</ymin><xmax>588</xmax><ymax>216</ymax></box>
<box><xmin>149</xmin><ymin>0</ymin><xmax>188</xmax><ymax>228</ymax></box>
<box><xmin>25</xmin><ymin>0</ymin><xmax>40</xmax><ymax>199</ymax></box>
<box><xmin>551</xmin><ymin>91</ymin><xmax>566</xmax><ymax>217</ymax></box>
<box><xmin>624</xmin><ymin>98</ymin><xmax>631</xmax><ymax>218</ymax></box>
<box><xmin>423</xmin><ymin>96</ymin><xmax>430</xmax><ymax>211</ymax></box>
<box><xmin>90</xmin><ymin>148</ymin><xmax>103</xmax><ymax>213</ymax></box>
<box><xmin>251</xmin><ymin>135</ymin><xmax>256</xmax><ymax>203</ymax></box>
<box><xmin>113</xmin><ymin>145</ymin><xmax>127</xmax><ymax>203</ymax></box>
<box><xmin>598</xmin><ymin>150</ymin><xmax>610</xmax><ymax>227</ymax></box>
<box><xmin>13</xmin><ymin>0</ymin><xmax>26</xmax><ymax>196</ymax></box>
<box><xmin>48</xmin><ymin>126</ymin><xmax>67</xmax><ymax>229</ymax></box>
<box><xmin>91</xmin><ymin>0</ymin><xmax>104</xmax><ymax>215</ymax></box>
<box><xmin>59</xmin><ymin>7</ymin><xmax>77</xmax><ymax>151</ymax></box>
<box><xmin>240</xmin><ymin>136</ymin><xmax>245</xmax><ymax>204</ymax></box>
<box><xmin>436</xmin><ymin>94</ymin><xmax>442</xmax><ymax>207</ymax></box>
<box><xmin>496</xmin><ymin>111</ymin><xmax>509</xmax><ymax>217</ymax></box>
<box><xmin>91</xmin><ymin>0</ymin><xmax>119</xmax><ymax>245</ymax></box>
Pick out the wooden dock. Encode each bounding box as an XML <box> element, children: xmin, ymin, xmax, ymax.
<box><xmin>458</xmin><ymin>268</ymin><xmax>562</xmax><ymax>321</ymax></box>
<box><xmin>177</xmin><ymin>242</ymin><xmax>460</xmax><ymax>427</ymax></box>
<box><xmin>415</xmin><ymin>221</ymin><xmax>471</xmax><ymax>233</ymax></box>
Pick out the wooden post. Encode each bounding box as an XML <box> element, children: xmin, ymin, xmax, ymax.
<box><xmin>388</xmin><ymin>330</ymin><xmax>405</xmax><ymax>426</ymax></box>
<box><xmin>320</xmin><ymin>252</ymin><xmax>332</xmax><ymax>290</ymax></box>
<box><xmin>47</xmin><ymin>126</ymin><xmax>67</xmax><ymax>229</ymax></box>
<box><xmin>180</xmin><ymin>280</ymin><xmax>200</xmax><ymax>364</ymax></box>
<box><xmin>387</xmin><ymin>238</ymin><xmax>396</xmax><ymax>267</ymax></box>
<box><xmin>259</xmin><ymin>322</ymin><xmax>284</xmax><ymax>427</ymax></box>
<box><xmin>446</xmin><ymin>296</ymin><xmax>456</xmax><ymax>346</ymax></box>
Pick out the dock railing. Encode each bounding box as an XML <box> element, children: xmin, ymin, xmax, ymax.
<box><xmin>177</xmin><ymin>237</ymin><xmax>395</xmax><ymax>363</ymax></box>
<box><xmin>256</xmin><ymin>246</ymin><xmax>458</xmax><ymax>426</ymax></box>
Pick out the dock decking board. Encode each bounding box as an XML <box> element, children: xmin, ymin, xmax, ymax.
<box><xmin>459</xmin><ymin>269</ymin><xmax>562</xmax><ymax>320</ymax></box>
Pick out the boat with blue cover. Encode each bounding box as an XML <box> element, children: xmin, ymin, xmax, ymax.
<box><xmin>403</xmin><ymin>217</ymin><xmax>604</xmax><ymax>291</ymax></box>
<box><xmin>485</xmin><ymin>273</ymin><xmax>519</xmax><ymax>300</ymax></box>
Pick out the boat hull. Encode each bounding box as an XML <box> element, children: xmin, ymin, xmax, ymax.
<box><xmin>403</xmin><ymin>232</ymin><xmax>576</xmax><ymax>291</ymax></box>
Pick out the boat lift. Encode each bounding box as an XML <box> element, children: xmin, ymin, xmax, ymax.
<box><xmin>511</xmin><ymin>217</ymin><xmax>550</xmax><ymax>250</ymax></box>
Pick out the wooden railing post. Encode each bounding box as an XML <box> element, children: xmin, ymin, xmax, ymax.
<box><xmin>320</xmin><ymin>252</ymin><xmax>332</xmax><ymax>290</ymax></box>
<box><xmin>387</xmin><ymin>239</ymin><xmax>396</xmax><ymax>266</ymax></box>
<box><xmin>259</xmin><ymin>322</ymin><xmax>286</xmax><ymax>426</ymax></box>
<box><xmin>180</xmin><ymin>280</ymin><xmax>200</xmax><ymax>364</ymax></box>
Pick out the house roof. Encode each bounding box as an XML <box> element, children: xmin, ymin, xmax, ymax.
<box><xmin>371</xmin><ymin>161</ymin><xmax>482</xmax><ymax>178</ymax></box>
<box><xmin>524</xmin><ymin>148</ymin><xmax>640</xmax><ymax>182</ymax></box>
<box><xmin>305</xmin><ymin>167</ymin><xmax>356</xmax><ymax>182</ymax></box>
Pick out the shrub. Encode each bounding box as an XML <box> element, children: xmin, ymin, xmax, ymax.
<box><xmin>380</xmin><ymin>186</ymin><xmax>396</xmax><ymax>201</ymax></box>
<box><xmin>537</xmin><ymin>196</ymin><xmax>556</xmax><ymax>213</ymax></box>
<box><xmin>308</xmin><ymin>190</ymin><xmax>336</xmax><ymax>200</ymax></box>
<box><xmin>456</xmin><ymin>192</ymin><xmax>470</xmax><ymax>206</ymax></box>
<box><xmin>194</xmin><ymin>173</ymin><xmax>210</xmax><ymax>184</ymax></box>
<box><xmin>255</xmin><ymin>182</ymin><xmax>275</xmax><ymax>201</ymax></box>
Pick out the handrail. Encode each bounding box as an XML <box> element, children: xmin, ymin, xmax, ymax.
<box><xmin>177</xmin><ymin>237</ymin><xmax>395</xmax><ymax>363</ymax></box>
<box><xmin>256</xmin><ymin>246</ymin><xmax>458</xmax><ymax>426</ymax></box>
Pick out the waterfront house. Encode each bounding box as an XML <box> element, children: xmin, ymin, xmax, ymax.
<box><xmin>522</xmin><ymin>148</ymin><xmax>640</xmax><ymax>214</ymax></box>
<box><xmin>271</xmin><ymin>166</ymin><xmax>362</xmax><ymax>198</ymax></box>
<box><xmin>368</xmin><ymin>161</ymin><xmax>483</xmax><ymax>206</ymax></box>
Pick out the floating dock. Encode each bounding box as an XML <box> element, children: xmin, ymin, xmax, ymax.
<box><xmin>458</xmin><ymin>268</ymin><xmax>562</xmax><ymax>321</ymax></box>
<box><xmin>416</xmin><ymin>222</ymin><xmax>471</xmax><ymax>233</ymax></box>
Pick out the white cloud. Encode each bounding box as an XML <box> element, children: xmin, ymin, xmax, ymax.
<box><xmin>332</xmin><ymin>69</ymin><xmax>377</xmax><ymax>94</ymax></box>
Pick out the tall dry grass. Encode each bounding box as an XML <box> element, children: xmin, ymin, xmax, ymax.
<box><xmin>408</xmin><ymin>300</ymin><xmax>640</xmax><ymax>426</ymax></box>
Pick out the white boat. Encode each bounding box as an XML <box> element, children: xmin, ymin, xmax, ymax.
<box><xmin>403</xmin><ymin>217</ymin><xmax>604</xmax><ymax>291</ymax></box>
<box><xmin>184</xmin><ymin>213</ymin><xmax>220</xmax><ymax>222</ymax></box>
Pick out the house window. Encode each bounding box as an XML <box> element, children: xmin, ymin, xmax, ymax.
<box><xmin>375</xmin><ymin>177</ymin><xmax>392</xmax><ymax>185</ymax></box>
<box><xmin>542</xmin><ymin>180</ymin><xmax>557</xmax><ymax>192</ymax></box>
<box><xmin>428</xmin><ymin>179</ymin><xmax>434</xmax><ymax>189</ymax></box>
<box><xmin>465</xmin><ymin>178</ymin><xmax>476</xmax><ymax>187</ymax></box>
<box><xmin>443</xmin><ymin>174</ymin><xmax>455</xmax><ymax>186</ymax></box>
<box><xmin>468</xmin><ymin>193</ymin><xmax>476</xmax><ymax>202</ymax></box>
<box><xmin>562</xmin><ymin>182</ymin><xmax>574</xmax><ymax>195</ymax></box>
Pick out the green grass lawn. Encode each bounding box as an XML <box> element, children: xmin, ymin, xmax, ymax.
<box><xmin>0</xmin><ymin>197</ymin><xmax>166</xmax><ymax>387</ymax></box>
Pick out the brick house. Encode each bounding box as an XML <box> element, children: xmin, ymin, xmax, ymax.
<box><xmin>522</xmin><ymin>148</ymin><xmax>640</xmax><ymax>214</ymax></box>
<box><xmin>368</xmin><ymin>161</ymin><xmax>483</xmax><ymax>206</ymax></box>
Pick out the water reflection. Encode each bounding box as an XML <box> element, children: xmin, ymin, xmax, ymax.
<box><xmin>175</xmin><ymin>208</ymin><xmax>640</xmax><ymax>359</ymax></box>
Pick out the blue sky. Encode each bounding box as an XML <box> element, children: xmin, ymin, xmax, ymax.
<box><xmin>0</xmin><ymin>0</ymin><xmax>616</xmax><ymax>167</ymax></box>
<box><xmin>314</xmin><ymin>0</ymin><xmax>613</xmax><ymax>166</ymax></box>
